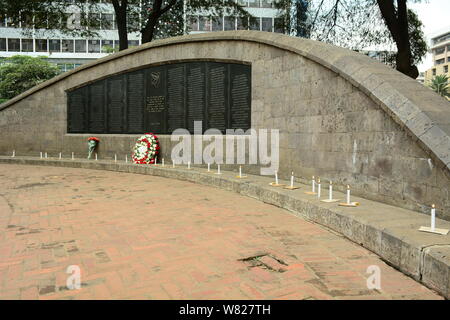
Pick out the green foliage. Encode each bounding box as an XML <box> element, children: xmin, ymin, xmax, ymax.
<box><xmin>102</xmin><ymin>45</ymin><xmax>118</xmax><ymax>54</ymax></box>
<box><xmin>429</xmin><ymin>74</ymin><xmax>450</xmax><ymax>98</ymax></box>
<box><xmin>275</xmin><ymin>0</ymin><xmax>428</xmax><ymax>70</ymax></box>
<box><xmin>407</xmin><ymin>9</ymin><xmax>428</xmax><ymax>66</ymax></box>
<box><xmin>0</xmin><ymin>55</ymin><xmax>60</xmax><ymax>100</ymax></box>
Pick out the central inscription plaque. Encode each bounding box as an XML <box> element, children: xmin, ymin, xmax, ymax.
<box><xmin>67</xmin><ymin>61</ymin><xmax>251</xmax><ymax>134</ymax></box>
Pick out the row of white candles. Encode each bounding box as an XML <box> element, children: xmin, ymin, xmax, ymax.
<box><xmin>308</xmin><ymin>175</ymin><xmax>350</xmax><ymax>203</ymax></box>
<box><xmin>9</xmin><ymin>150</ymin><xmax>440</xmax><ymax>229</ymax></box>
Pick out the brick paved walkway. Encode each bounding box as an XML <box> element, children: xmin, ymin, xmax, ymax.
<box><xmin>0</xmin><ymin>164</ymin><xmax>442</xmax><ymax>300</ymax></box>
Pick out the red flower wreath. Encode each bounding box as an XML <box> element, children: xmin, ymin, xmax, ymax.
<box><xmin>132</xmin><ymin>133</ymin><xmax>160</xmax><ymax>164</ymax></box>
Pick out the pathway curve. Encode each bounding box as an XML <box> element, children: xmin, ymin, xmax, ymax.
<box><xmin>0</xmin><ymin>164</ymin><xmax>442</xmax><ymax>299</ymax></box>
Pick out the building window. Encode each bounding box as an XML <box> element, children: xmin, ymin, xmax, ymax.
<box><xmin>199</xmin><ymin>16</ymin><xmax>211</xmax><ymax>31</ymax></box>
<box><xmin>22</xmin><ymin>39</ymin><xmax>33</xmax><ymax>52</ymax></box>
<box><xmin>249</xmin><ymin>17</ymin><xmax>260</xmax><ymax>31</ymax></box>
<box><xmin>101</xmin><ymin>39</ymin><xmax>114</xmax><ymax>53</ymax></box>
<box><xmin>432</xmin><ymin>68</ymin><xmax>436</xmax><ymax>76</ymax></box>
<box><xmin>7</xmin><ymin>38</ymin><xmax>20</xmax><ymax>51</ymax></box>
<box><xmin>0</xmin><ymin>14</ymin><xmax>6</xmax><ymax>27</ymax></box>
<box><xmin>274</xmin><ymin>17</ymin><xmax>284</xmax><ymax>33</ymax></box>
<box><xmin>127</xmin><ymin>13</ymin><xmax>140</xmax><ymax>30</ymax></box>
<box><xmin>75</xmin><ymin>39</ymin><xmax>86</xmax><ymax>53</ymax></box>
<box><xmin>445</xmin><ymin>65</ymin><xmax>449</xmax><ymax>73</ymax></box>
<box><xmin>35</xmin><ymin>39</ymin><xmax>48</xmax><ymax>52</ymax></box>
<box><xmin>88</xmin><ymin>13</ymin><xmax>101</xmax><ymax>30</ymax></box>
<box><xmin>211</xmin><ymin>16</ymin><xmax>223</xmax><ymax>31</ymax></box>
<box><xmin>127</xmin><ymin>40</ymin><xmax>139</xmax><ymax>47</ymax></box>
<box><xmin>249</xmin><ymin>0</ymin><xmax>260</xmax><ymax>7</ymax></box>
<box><xmin>101</xmin><ymin>13</ymin><xmax>114</xmax><ymax>29</ymax></box>
<box><xmin>435</xmin><ymin>47</ymin><xmax>445</xmax><ymax>55</ymax></box>
<box><xmin>224</xmin><ymin>16</ymin><xmax>235</xmax><ymax>31</ymax></box>
<box><xmin>88</xmin><ymin>39</ymin><xmax>100</xmax><ymax>53</ymax></box>
<box><xmin>261</xmin><ymin>17</ymin><xmax>273</xmax><ymax>32</ymax></box>
<box><xmin>62</xmin><ymin>39</ymin><xmax>74</xmax><ymax>52</ymax></box>
<box><xmin>49</xmin><ymin>39</ymin><xmax>60</xmax><ymax>52</ymax></box>
<box><xmin>237</xmin><ymin>17</ymin><xmax>248</xmax><ymax>30</ymax></box>
<box><xmin>436</xmin><ymin>58</ymin><xmax>445</xmax><ymax>65</ymax></box>
<box><xmin>237</xmin><ymin>0</ymin><xmax>248</xmax><ymax>6</ymax></box>
<box><xmin>187</xmin><ymin>15</ymin><xmax>198</xmax><ymax>31</ymax></box>
<box><xmin>0</xmin><ymin>38</ymin><xmax>6</xmax><ymax>51</ymax></box>
<box><xmin>261</xmin><ymin>0</ymin><xmax>273</xmax><ymax>8</ymax></box>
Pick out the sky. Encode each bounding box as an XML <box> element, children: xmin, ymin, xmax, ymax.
<box><xmin>408</xmin><ymin>0</ymin><xmax>450</xmax><ymax>72</ymax></box>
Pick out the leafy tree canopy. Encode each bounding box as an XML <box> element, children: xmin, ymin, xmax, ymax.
<box><xmin>274</xmin><ymin>0</ymin><xmax>428</xmax><ymax>78</ymax></box>
<box><xmin>0</xmin><ymin>55</ymin><xmax>60</xmax><ymax>100</ymax></box>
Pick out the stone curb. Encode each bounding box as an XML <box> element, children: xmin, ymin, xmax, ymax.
<box><xmin>1</xmin><ymin>156</ymin><xmax>449</xmax><ymax>298</ymax></box>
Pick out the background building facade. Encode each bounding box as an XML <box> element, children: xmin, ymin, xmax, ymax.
<box><xmin>424</xmin><ymin>26</ymin><xmax>450</xmax><ymax>84</ymax></box>
<box><xmin>0</xmin><ymin>0</ymin><xmax>284</xmax><ymax>73</ymax></box>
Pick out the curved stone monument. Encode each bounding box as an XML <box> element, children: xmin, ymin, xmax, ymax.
<box><xmin>0</xmin><ymin>31</ymin><xmax>449</xmax><ymax>219</ymax></box>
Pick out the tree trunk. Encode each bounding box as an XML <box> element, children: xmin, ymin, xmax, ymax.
<box><xmin>112</xmin><ymin>0</ymin><xmax>128</xmax><ymax>51</ymax></box>
<box><xmin>376</xmin><ymin>0</ymin><xmax>418</xmax><ymax>78</ymax></box>
<box><xmin>141</xmin><ymin>16</ymin><xmax>158</xmax><ymax>43</ymax></box>
<box><xmin>141</xmin><ymin>0</ymin><xmax>177</xmax><ymax>44</ymax></box>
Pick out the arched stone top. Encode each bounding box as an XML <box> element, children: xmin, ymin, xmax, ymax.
<box><xmin>1</xmin><ymin>30</ymin><xmax>449</xmax><ymax>171</ymax></box>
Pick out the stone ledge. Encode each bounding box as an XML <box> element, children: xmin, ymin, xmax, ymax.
<box><xmin>1</xmin><ymin>156</ymin><xmax>449</xmax><ymax>298</ymax></box>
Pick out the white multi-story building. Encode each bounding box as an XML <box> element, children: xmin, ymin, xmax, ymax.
<box><xmin>0</xmin><ymin>0</ymin><xmax>283</xmax><ymax>72</ymax></box>
<box><xmin>187</xmin><ymin>0</ymin><xmax>283</xmax><ymax>34</ymax></box>
<box><xmin>424</xmin><ymin>26</ymin><xmax>450</xmax><ymax>84</ymax></box>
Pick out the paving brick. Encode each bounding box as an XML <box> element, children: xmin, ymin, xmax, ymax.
<box><xmin>0</xmin><ymin>164</ymin><xmax>443</xmax><ymax>300</ymax></box>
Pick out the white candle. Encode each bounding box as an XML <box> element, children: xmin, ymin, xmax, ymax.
<box><xmin>312</xmin><ymin>176</ymin><xmax>315</xmax><ymax>193</ymax></box>
<box><xmin>275</xmin><ymin>171</ymin><xmax>279</xmax><ymax>185</ymax></box>
<box><xmin>45</xmin><ymin>152</ymin><xmax>48</xmax><ymax>159</ymax></box>
<box><xmin>162</xmin><ymin>158</ymin><xmax>165</xmax><ymax>167</ymax></box>
<box><xmin>208</xmin><ymin>163</ymin><xmax>210</xmax><ymax>172</ymax></box>
<box><xmin>188</xmin><ymin>161</ymin><xmax>191</xmax><ymax>169</ymax></box>
<box><xmin>71</xmin><ymin>152</ymin><xmax>74</xmax><ymax>160</ymax></box>
<box><xmin>95</xmin><ymin>153</ymin><xmax>98</xmax><ymax>161</ymax></box>
<box><xmin>290</xmin><ymin>172</ymin><xmax>294</xmax><ymax>188</ymax></box>
<box><xmin>431</xmin><ymin>204</ymin><xmax>436</xmax><ymax>231</ymax></box>
<box><xmin>239</xmin><ymin>166</ymin><xmax>242</xmax><ymax>178</ymax></box>
<box><xmin>125</xmin><ymin>154</ymin><xmax>128</xmax><ymax>163</ymax></box>
<box><xmin>40</xmin><ymin>152</ymin><xmax>43</xmax><ymax>159</ymax></box>
<box><xmin>317</xmin><ymin>179</ymin><xmax>321</xmax><ymax>198</ymax></box>
<box><xmin>218</xmin><ymin>164</ymin><xmax>221</xmax><ymax>174</ymax></box>
<box><xmin>12</xmin><ymin>150</ymin><xmax>15</xmax><ymax>157</ymax></box>
<box><xmin>346</xmin><ymin>185</ymin><xmax>350</xmax><ymax>204</ymax></box>
<box><xmin>59</xmin><ymin>152</ymin><xmax>62</xmax><ymax>159</ymax></box>
<box><xmin>329</xmin><ymin>181</ymin><xmax>333</xmax><ymax>200</ymax></box>
<box><xmin>114</xmin><ymin>154</ymin><xmax>117</xmax><ymax>162</ymax></box>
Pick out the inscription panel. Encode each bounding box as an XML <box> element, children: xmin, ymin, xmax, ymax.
<box><xmin>127</xmin><ymin>71</ymin><xmax>145</xmax><ymax>133</ymax></box>
<box><xmin>67</xmin><ymin>87</ymin><xmax>87</xmax><ymax>132</ymax></box>
<box><xmin>230</xmin><ymin>64</ymin><xmax>251</xmax><ymax>130</ymax></box>
<box><xmin>67</xmin><ymin>61</ymin><xmax>251</xmax><ymax>134</ymax></box>
<box><xmin>207</xmin><ymin>63</ymin><xmax>228</xmax><ymax>132</ymax></box>
<box><xmin>107</xmin><ymin>75</ymin><xmax>125</xmax><ymax>133</ymax></box>
<box><xmin>88</xmin><ymin>81</ymin><xmax>105</xmax><ymax>133</ymax></box>
<box><xmin>146</xmin><ymin>67</ymin><xmax>166</xmax><ymax>133</ymax></box>
<box><xmin>187</xmin><ymin>63</ymin><xmax>206</xmax><ymax>133</ymax></box>
<box><xmin>167</xmin><ymin>65</ymin><xmax>185</xmax><ymax>133</ymax></box>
